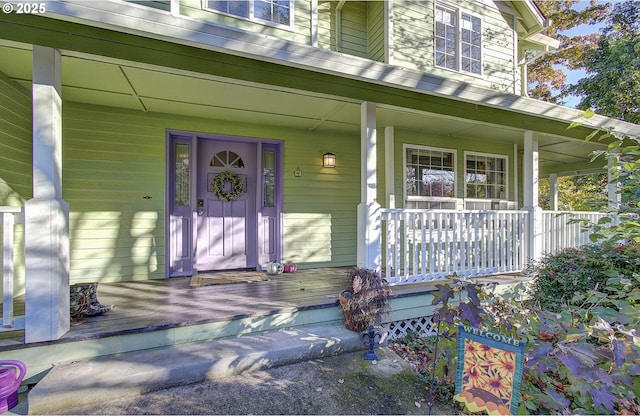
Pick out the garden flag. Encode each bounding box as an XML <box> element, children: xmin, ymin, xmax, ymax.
<box><xmin>454</xmin><ymin>324</ymin><xmax>526</xmax><ymax>415</ymax></box>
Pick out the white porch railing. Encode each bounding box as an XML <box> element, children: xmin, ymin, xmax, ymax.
<box><xmin>541</xmin><ymin>211</ymin><xmax>609</xmax><ymax>254</ymax></box>
<box><xmin>381</xmin><ymin>209</ymin><xmax>529</xmax><ymax>285</ymax></box>
<box><xmin>1</xmin><ymin>206</ymin><xmax>25</xmax><ymax>332</ymax></box>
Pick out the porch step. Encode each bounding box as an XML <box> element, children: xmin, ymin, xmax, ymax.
<box><xmin>25</xmin><ymin>323</ymin><xmax>363</xmax><ymax>415</ymax></box>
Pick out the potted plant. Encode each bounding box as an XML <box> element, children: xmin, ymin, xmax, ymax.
<box><xmin>338</xmin><ymin>268</ymin><xmax>391</xmax><ymax>332</ymax></box>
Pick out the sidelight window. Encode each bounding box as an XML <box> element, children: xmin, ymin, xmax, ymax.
<box><xmin>174</xmin><ymin>143</ymin><xmax>190</xmax><ymax>206</ymax></box>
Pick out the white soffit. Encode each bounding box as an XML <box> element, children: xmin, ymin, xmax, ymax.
<box><xmin>525</xmin><ymin>32</ymin><xmax>560</xmax><ymax>50</ymax></box>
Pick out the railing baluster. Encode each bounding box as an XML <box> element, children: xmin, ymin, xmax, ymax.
<box><xmin>1</xmin><ymin>206</ymin><xmax>25</xmax><ymax>331</ymax></box>
<box><xmin>2</xmin><ymin>212</ymin><xmax>15</xmax><ymax>328</ymax></box>
<box><xmin>381</xmin><ymin>208</ymin><xmax>601</xmax><ymax>285</ymax></box>
<box><xmin>540</xmin><ymin>210</ymin><xmax>608</xmax><ymax>255</ymax></box>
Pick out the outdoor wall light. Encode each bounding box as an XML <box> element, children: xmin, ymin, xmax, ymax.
<box><xmin>323</xmin><ymin>152</ymin><xmax>336</xmax><ymax>168</ymax></box>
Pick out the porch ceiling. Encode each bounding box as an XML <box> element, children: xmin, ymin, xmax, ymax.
<box><xmin>0</xmin><ymin>39</ymin><xmax>606</xmax><ymax>176</ymax></box>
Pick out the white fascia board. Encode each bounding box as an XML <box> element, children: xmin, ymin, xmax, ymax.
<box><xmin>507</xmin><ymin>0</ymin><xmax>546</xmax><ymax>31</ymax></box>
<box><xmin>520</xmin><ymin>0</ymin><xmax>546</xmax><ymax>25</ymax></box>
<box><xmin>41</xmin><ymin>1</ymin><xmax>640</xmax><ymax>138</ymax></box>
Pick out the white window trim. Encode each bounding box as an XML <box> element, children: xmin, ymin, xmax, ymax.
<box><xmin>463</xmin><ymin>151</ymin><xmax>508</xmax><ymax>200</ymax></box>
<box><xmin>202</xmin><ymin>0</ymin><xmax>294</xmax><ymax>30</ymax></box>
<box><xmin>403</xmin><ymin>144</ymin><xmax>458</xmax><ymax>203</ymax></box>
<box><xmin>434</xmin><ymin>2</ymin><xmax>483</xmax><ymax>76</ymax></box>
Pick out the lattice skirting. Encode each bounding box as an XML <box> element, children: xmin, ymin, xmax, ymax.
<box><xmin>382</xmin><ymin>315</ymin><xmax>439</xmax><ymax>340</ymax></box>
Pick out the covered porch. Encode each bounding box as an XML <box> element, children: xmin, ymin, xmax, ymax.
<box><xmin>1</xmin><ymin>267</ymin><xmax>528</xmax><ymax>380</ymax></box>
<box><xmin>1</xmin><ymin>9</ymin><xmax>638</xmax><ymax>349</ymax></box>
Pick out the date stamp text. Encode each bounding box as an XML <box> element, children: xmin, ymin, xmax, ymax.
<box><xmin>2</xmin><ymin>2</ymin><xmax>47</xmax><ymax>14</ymax></box>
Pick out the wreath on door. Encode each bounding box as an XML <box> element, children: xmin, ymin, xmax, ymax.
<box><xmin>211</xmin><ymin>170</ymin><xmax>244</xmax><ymax>202</ymax></box>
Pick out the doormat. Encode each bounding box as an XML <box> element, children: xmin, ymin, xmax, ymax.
<box><xmin>189</xmin><ymin>271</ymin><xmax>269</xmax><ymax>287</ymax></box>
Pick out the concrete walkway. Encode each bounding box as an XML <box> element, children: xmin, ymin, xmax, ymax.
<box><xmin>8</xmin><ymin>324</ymin><xmax>458</xmax><ymax>415</ymax></box>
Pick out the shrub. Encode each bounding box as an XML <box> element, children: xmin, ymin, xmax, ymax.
<box><xmin>526</xmin><ymin>243</ymin><xmax>640</xmax><ymax>312</ymax></box>
<box><xmin>392</xmin><ymin>274</ymin><xmax>640</xmax><ymax>415</ymax></box>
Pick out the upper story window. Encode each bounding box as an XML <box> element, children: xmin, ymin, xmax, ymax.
<box><xmin>204</xmin><ymin>1</ymin><xmax>292</xmax><ymax>27</ymax></box>
<box><xmin>405</xmin><ymin>145</ymin><xmax>456</xmax><ymax>199</ymax></box>
<box><xmin>465</xmin><ymin>152</ymin><xmax>507</xmax><ymax>199</ymax></box>
<box><xmin>435</xmin><ymin>4</ymin><xmax>482</xmax><ymax>75</ymax></box>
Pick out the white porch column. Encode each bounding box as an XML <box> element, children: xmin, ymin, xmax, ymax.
<box><xmin>357</xmin><ymin>102</ymin><xmax>381</xmax><ymax>271</ymax></box>
<box><xmin>608</xmin><ymin>152</ymin><xmax>621</xmax><ymax>211</ymax></box>
<box><xmin>549</xmin><ymin>173</ymin><xmax>558</xmax><ymax>211</ymax></box>
<box><xmin>385</xmin><ymin>126</ymin><xmax>395</xmax><ymax>208</ymax></box>
<box><xmin>523</xmin><ymin>131</ymin><xmax>542</xmax><ymax>262</ymax></box>
<box><xmin>25</xmin><ymin>46</ymin><xmax>70</xmax><ymax>343</ymax></box>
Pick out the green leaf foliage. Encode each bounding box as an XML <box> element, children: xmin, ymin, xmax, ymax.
<box><xmin>391</xmin><ymin>242</ymin><xmax>640</xmax><ymax>414</ymax></box>
<box><xmin>525</xmin><ymin>244</ymin><xmax>640</xmax><ymax>312</ymax></box>
<box><xmin>528</xmin><ymin>1</ymin><xmax>610</xmax><ymax>104</ymax></box>
<box><xmin>567</xmin><ymin>1</ymin><xmax>640</xmax><ymax>123</ymax></box>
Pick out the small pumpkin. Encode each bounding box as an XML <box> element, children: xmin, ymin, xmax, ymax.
<box><xmin>266</xmin><ymin>261</ymin><xmax>284</xmax><ymax>275</ymax></box>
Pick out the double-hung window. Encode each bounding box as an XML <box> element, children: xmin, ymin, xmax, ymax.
<box><xmin>405</xmin><ymin>145</ymin><xmax>456</xmax><ymax>209</ymax></box>
<box><xmin>465</xmin><ymin>152</ymin><xmax>507</xmax><ymax>200</ymax></box>
<box><xmin>204</xmin><ymin>1</ymin><xmax>292</xmax><ymax>27</ymax></box>
<box><xmin>435</xmin><ymin>4</ymin><xmax>482</xmax><ymax>75</ymax></box>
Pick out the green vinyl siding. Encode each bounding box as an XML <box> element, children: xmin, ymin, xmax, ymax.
<box><xmin>316</xmin><ymin>1</ymin><xmax>385</xmax><ymax>62</ymax></box>
<box><xmin>0</xmin><ymin>70</ymin><xmax>30</xmax><ymax>297</ymax></box>
<box><xmin>63</xmin><ymin>102</ymin><xmax>359</xmax><ymax>283</ymax></box>
<box><xmin>179</xmin><ymin>0</ymin><xmax>311</xmax><ymax>45</ymax></box>
<box><xmin>393</xmin><ymin>0</ymin><xmax>517</xmax><ymax>93</ymax></box>
<box><xmin>64</xmin><ymin>105</ymin><xmax>166</xmax><ymax>283</ymax></box>
<box><xmin>316</xmin><ymin>1</ymin><xmax>334</xmax><ymax>50</ymax></box>
<box><xmin>340</xmin><ymin>1</ymin><xmax>368</xmax><ymax>58</ymax></box>
<box><xmin>367</xmin><ymin>1</ymin><xmax>385</xmax><ymax>62</ymax></box>
<box><xmin>392</xmin><ymin>0</ymin><xmax>433</xmax><ymax>72</ymax></box>
<box><xmin>0</xmin><ymin>71</ymin><xmax>31</xmax><ymax>206</ymax></box>
<box><xmin>484</xmin><ymin>10</ymin><xmax>518</xmax><ymax>92</ymax></box>
<box><xmin>282</xmin><ymin>129</ymin><xmax>359</xmax><ymax>266</ymax></box>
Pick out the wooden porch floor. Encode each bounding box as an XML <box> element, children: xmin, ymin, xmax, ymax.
<box><xmin>0</xmin><ymin>267</ymin><xmax>526</xmax><ymax>351</ymax></box>
<box><xmin>0</xmin><ymin>267</ymin><xmax>445</xmax><ymax>350</ymax></box>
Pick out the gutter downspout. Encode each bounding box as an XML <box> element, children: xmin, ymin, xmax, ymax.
<box><xmin>518</xmin><ymin>47</ymin><xmax>550</xmax><ymax>97</ymax></box>
<box><xmin>513</xmin><ymin>15</ymin><xmax>518</xmax><ymax>94</ymax></box>
<box><xmin>518</xmin><ymin>18</ymin><xmax>554</xmax><ymax>97</ymax></box>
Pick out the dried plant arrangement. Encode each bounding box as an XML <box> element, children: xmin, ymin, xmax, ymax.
<box><xmin>338</xmin><ymin>267</ymin><xmax>391</xmax><ymax>332</ymax></box>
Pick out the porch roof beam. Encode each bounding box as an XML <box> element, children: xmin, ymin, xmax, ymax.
<box><xmin>539</xmin><ymin>161</ymin><xmax>606</xmax><ymax>178</ymax></box>
<box><xmin>2</xmin><ymin>13</ymin><xmax>639</xmax><ymax>143</ymax></box>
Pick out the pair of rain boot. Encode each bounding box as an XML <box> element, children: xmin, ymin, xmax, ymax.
<box><xmin>70</xmin><ymin>283</ymin><xmax>113</xmax><ymax>321</ymax></box>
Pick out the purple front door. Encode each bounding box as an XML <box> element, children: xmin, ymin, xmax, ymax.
<box><xmin>195</xmin><ymin>139</ymin><xmax>257</xmax><ymax>271</ymax></box>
